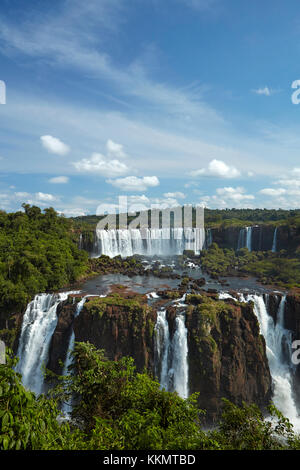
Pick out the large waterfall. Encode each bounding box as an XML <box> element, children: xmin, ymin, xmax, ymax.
<box><xmin>154</xmin><ymin>308</ymin><xmax>189</xmax><ymax>399</ymax></box>
<box><xmin>93</xmin><ymin>227</ymin><xmax>206</xmax><ymax>258</ymax></box>
<box><xmin>240</xmin><ymin>293</ymin><xmax>300</xmax><ymax>430</ymax></box>
<box><xmin>15</xmin><ymin>292</ymin><xmax>78</xmax><ymax>395</ymax></box>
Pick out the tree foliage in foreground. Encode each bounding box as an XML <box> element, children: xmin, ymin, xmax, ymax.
<box><xmin>2</xmin><ymin>343</ymin><xmax>300</xmax><ymax>450</ymax></box>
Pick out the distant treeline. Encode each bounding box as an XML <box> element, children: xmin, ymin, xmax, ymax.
<box><xmin>71</xmin><ymin>208</ymin><xmax>300</xmax><ymax>230</ymax></box>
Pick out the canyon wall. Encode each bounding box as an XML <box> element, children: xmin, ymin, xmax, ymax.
<box><xmin>47</xmin><ymin>291</ymin><xmax>273</xmax><ymax>423</ymax></box>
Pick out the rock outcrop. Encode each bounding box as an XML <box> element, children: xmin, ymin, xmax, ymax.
<box><xmin>73</xmin><ymin>292</ymin><xmax>157</xmax><ymax>374</ymax></box>
<box><xmin>47</xmin><ymin>290</ymin><xmax>273</xmax><ymax>423</ymax></box>
<box><xmin>185</xmin><ymin>294</ymin><xmax>272</xmax><ymax>422</ymax></box>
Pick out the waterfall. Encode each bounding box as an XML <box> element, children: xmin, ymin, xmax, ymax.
<box><xmin>272</xmin><ymin>227</ymin><xmax>278</xmax><ymax>253</ymax></box>
<box><xmin>61</xmin><ymin>296</ymin><xmax>87</xmax><ymax>414</ymax></box>
<box><xmin>237</xmin><ymin>226</ymin><xmax>252</xmax><ymax>251</ymax></box>
<box><xmin>78</xmin><ymin>233</ymin><xmax>83</xmax><ymax>250</ymax></box>
<box><xmin>205</xmin><ymin>228</ymin><xmax>213</xmax><ymax>249</ymax></box>
<box><xmin>170</xmin><ymin>314</ymin><xmax>189</xmax><ymax>399</ymax></box>
<box><xmin>155</xmin><ymin>310</ymin><xmax>171</xmax><ymax>392</ymax></box>
<box><xmin>15</xmin><ymin>291</ymin><xmax>78</xmax><ymax>395</ymax></box>
<box><xmin>154</xmin><ymin>309</ymin><xmax>189</xmax><ymax>398</ymax></box>
<box><xmin>246</xmin><ymin>294</ymin><xmax>300</xmax><ymax>430</ymax></box>
<box><xmin>246</xmin><ymin>227</ymin><xmax>252</xmax><ymax>251</ymax></box>
<box><xmin>93</xmin><ymin>227</ymin><xmax>206</xmax><ymax>258</ymax></box>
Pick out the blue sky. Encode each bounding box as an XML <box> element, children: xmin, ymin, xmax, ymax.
<box><xmin>1</xmin><ymin>0</ymin><xmax>300</xmax><ymax>215</ymax></box>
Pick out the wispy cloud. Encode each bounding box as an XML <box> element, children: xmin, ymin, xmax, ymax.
<box><xmin>41</xmin><ymin>135</ymin><xmax>70</xmax><ymax>156</ymax></box>
<box><xmin>251</xmin><ymin>86</ymin><xmax>279</xmax><ymax>97</ymax></box>
<box><xmin>0</xmin><ymin>0</ymin><xmax>222</xmax><ymax>126</ymax></box>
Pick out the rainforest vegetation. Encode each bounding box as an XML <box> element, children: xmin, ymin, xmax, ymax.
<box><xmin>0</xmin><ymin>204</ymin><xmax>88</xmax><ymax>317</ymax></box>
<box><xmin>201</xmin><ymin>243</ymin><xmax>300</xmax><ymax>288</ymax></box>
<box><xmin>1</xmin><ymin>343</ymin><xmax>300</xmax><ymax>451</ymax></box>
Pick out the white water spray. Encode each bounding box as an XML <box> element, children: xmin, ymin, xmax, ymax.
<box><xmin>272</xmin><ymin>227</ymin><xmax>278</xmax><ymax>253</ymax></box>
<box><xmin>93</xmin><ymin>228</ymin><xmax>206</xmax><ymax>258</ymax></box>
<box><xmin>237</xmin><ymin>226</ymin><xmax>252</xmax><ymax>251</ymax></box>
<box><xmin>16</xmin><ymin>291</ymin><xmax>79</xmax><ymax>395</ymax></box>
<box><xmin>154</xmin><ymin>308</ymin><xmax>189</xmax><ymax>398</ymax></box>
<box><xmin>246</xmin><ymin>294</ymin><xmax>300</xmax><ymax>430</ymax></box>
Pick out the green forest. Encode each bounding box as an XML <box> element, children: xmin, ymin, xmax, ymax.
<box><xmin>1</xmin><ymin>343</ymin><xmax>300</xmax><ymax>451</ymax></box>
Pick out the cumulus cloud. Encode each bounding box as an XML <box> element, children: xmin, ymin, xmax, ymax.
<box><xmin>163</xmin><ymin>191</ymin><xmax>186</xmax><ymax>199</ymax></box>
<box><xmin>216</xmin><ymin>187</ymin><xmax>255</xmax><ymax>201</ymax></box>
<box><xmin>35</xmin><ymin>192</ymin><xmax>57</xmax><ymax>202</ymax></box>
<box><xmin>106</xmin><ymin>176</ymin><xmax>159</xmax><ymax>192</ymax></box>
<box><xmin>48</xmin><ymin>176</ymin><xmax>69</xmax><ymax>184</ymax></box>
<box><xmin>73</xmin><ymin>153</ymin><xmax>129</xmax><ymax>177</ymax></box>
<box><xmin>190</xmin><ymin>159</ymin><xmax>240</xmax><ymax>178</ymax></box>
<box><xmin>40</xmin><ymin>135</ymin><xmax>70</xmax><ymax>156</ymax></box>
<box><xmin>57</xmin><ymin>208</ymin><xmax>87</xmax><ymax>217</ymax></box>
<box><xmin>199</xmin><ymin>186</ymin><xmax>255</xmax><ymax>209</ymax></box>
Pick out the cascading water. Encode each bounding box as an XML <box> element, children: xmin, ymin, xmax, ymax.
<box><xmin>155</xmin><ymin>310</ymin><xmax>171</xmax><ymax>392</ymax></box>
<box><xmin>15</xmin><ymin>291</ymin><xmax>78</xmax><ymax>395</ymax></box>
<box><xmin>154</xmin><ymin>307</ymin><xmax>189</xmax><ymax>399</ymax></box>
<box><xmin>246</xmin><ymin>294</ymin><xmax>300</xmax><ymax>430</ymax></box>
<box><xmin>237</xmin><ymin>226</ymin><xmax>252</xmax><ymax>251</ymax></box>
<box><xmin>61</xmin><ymin>296</ymin><xmax>87</xmax><ymax>414</ymax></box>
<box><xmin>170</xmin><ymin>313</ymin><xmax>189</xmax><ymax>399</ymax></box>
<box><xmin>93</xmin><ymin>227</ymin><xmax>206</xmax><ymax>258</ymax></box>
<box><xmin>272</xmin><ymin>227</ymin><xmax>278</xmax><ymax>253</ymax></box>
<box><xmin>205</xmin><ymin>228</ymin><xmax>213</xmax><ymax>248</ymax></box>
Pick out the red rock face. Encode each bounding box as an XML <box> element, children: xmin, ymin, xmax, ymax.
<box><xmin>47</xmin><ymin>292</ymin><xmax>273</xmax><ymax>423</ymax></box>
<box><xmin>185</xmin><ymin>299</ymin><xmax>272</xmax><ymax>423</ymax></box>
<box><xmin>73</xmin><ymin>295</ymin><xmax>157</xmax><ymax>374</ymax></box>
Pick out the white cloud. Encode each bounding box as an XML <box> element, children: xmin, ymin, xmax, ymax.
<box><xmin>259</xmin><ymin>188</ymin><xmax>286</xmax><ymax>197</ymax></box>
<box><xmin>252</xmin><ymin>87</ymin><xmax>280</xmax><ymax>97</ymax></box>
<box><xmin>216</xmin><ymin>186</ymin><xmax>254</xmax><ymax>201</ymax></box>
<box><xmin>150</xmin><ymin>197</ymin><xmax>181</xmax><ymax>209</ymax></box>
<box><xmin>49</xmin><ymin>176</ymin><xmax>69</xmax><ymax>184</ymax></box>
<box><xmin>57</xmin><ymin>208</ymin><xmax>87</xmax><ymax>217</ymax></box>
<box><xmin>163</xmin><ymin>191</ymin><xmax>186</xmax><ymax>199</ymax></box>
<box><xmin>35</xmin><ymin>192</ymin><xmax>57</xmax><ymax>202</ymax></box>
<box><xmin>40</xmin><ymin>135</ymin><xmax>70</xmax><ymax>155</ymax></box>
<box><xmin>14</xmin><ymin>191</ymin><xmax>30</xmax><ymax>198</ymax></box>
<box><xmin>252</xmin><ymin>87</ymin><xmax>271</xmax><ymax>96</ymax></box>
<box><xmin>199</xmin><ymin>186</ymin><xmax>255</xmax><ymax>209</ymax></box>
<box><xmin>73</xmin><ymin>153</ymin><xmax>129</xmax><ymax>177</ymax></box>
<box><xmin>106</xmin><ymin>175</ymin><xmax>160</xmax><ymax>192</ymax></box>
<box><xmin>106</xmin><ymin>139</ymin><xmax>127</xmax><ymax>159</ymax></box>
<box><xmin>190</xmin><ymin>159</ymin><xmax>241</xmax><ymax>178</ymax></box>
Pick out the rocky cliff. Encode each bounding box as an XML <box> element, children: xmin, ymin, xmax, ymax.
<box><xmin>47</xmin><ymin>290</ymin><xmax>273</xmax><ymax>423</ymax></box>
<box><xmin>73</xmin><ymin>292</ymin><xmax>157</xmax><ymax>374</ymax></box>
<box><xmin>211</xmin><ymin>225</ymin><xmax>276</xmax><ymax>251</ymax></box>
<box><xmin>183</xmin><ymin>294</ymin><xmax>272</xmax><ymax>422</ymax></box>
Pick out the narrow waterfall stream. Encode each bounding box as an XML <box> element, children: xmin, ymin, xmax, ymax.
<box><xmin>154</xmin><ymin>307</ymin><xmax>189</xmax><ymax>399</ymax></box>
<box><xmin>237</xmin><ymin>226</ymin><xmax>252</xmax><ymax>251</ymax></box>
<box><xmin>61</xmin><ymin>296</ymin><xmax>87</xmax><ymax>414</ymax></box>
<box><xmin>272</xmin><ymin>227</ymin><xmax>278</xmax><ymax>253</ymax></box>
